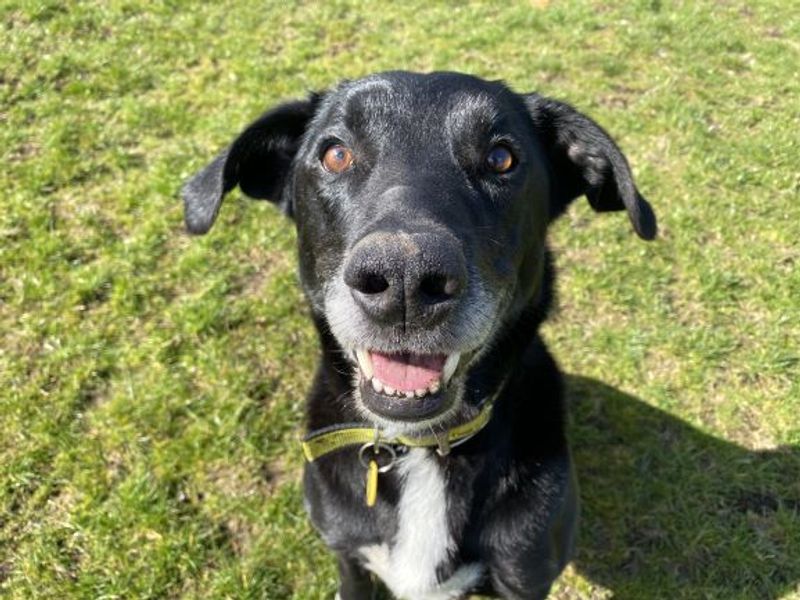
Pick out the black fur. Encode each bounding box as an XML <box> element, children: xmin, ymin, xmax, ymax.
<box><xmin>181</xmin><ymin>71</ymin><xmax>656</xmax><ymax>599</ymax></box>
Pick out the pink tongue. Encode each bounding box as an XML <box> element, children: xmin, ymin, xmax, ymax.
<box><xmin>370</xmin><ymin>352</ymin><xmax>446</xmax><ymax>392</ymax></box>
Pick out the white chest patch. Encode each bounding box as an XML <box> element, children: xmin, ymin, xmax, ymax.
<box><xmin>359</xmin><ymin>448</ymin><xmax>484</xmax><ymax>600</ymax></box>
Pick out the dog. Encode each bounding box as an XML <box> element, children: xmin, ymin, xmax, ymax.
<box><xmin>181</xmin><ymin>71</ymin><xmax>657</xmax><ymax>600</ymax></box>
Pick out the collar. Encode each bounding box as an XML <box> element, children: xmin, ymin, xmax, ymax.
<box><xmin>302</xmin><ymin>394</ymin><xmax>500</xmax><ymax>507</ymax></box>
<box><xmin>301</xmin><ymin>398</ymin><xmax>495</xmax><ymax>463</ymax></box>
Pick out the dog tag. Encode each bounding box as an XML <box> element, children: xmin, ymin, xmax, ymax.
<box><xmin>365</xmin><ymin>459</ymin><xmax>379</xmax><ymax>507</ymax></box>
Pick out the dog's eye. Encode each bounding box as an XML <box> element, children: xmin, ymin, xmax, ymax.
<box><xmin>322</xmin><ymin>144</ymin><xmax>354</xmax><ymax>174</ymax></box>
<box><xmin>485</xmin><ymin>144</ymin><xmax>515</xmax><ymax>174</ymax></box>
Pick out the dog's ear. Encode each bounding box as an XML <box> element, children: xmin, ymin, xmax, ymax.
<box><xmin>181</xmin><ymin>93</ymin><xmax>323</xmax><ymax>234</ymax></box>
<box><xmin>524</xmin><ymin>93</ymin><xmax>657</xmax><ymax>240</ymax></box>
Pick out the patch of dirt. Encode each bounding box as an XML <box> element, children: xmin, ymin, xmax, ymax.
<box><xmin>7</xmin><ymin>141</ymin><xmax>40</xmax><ymax>163</ymax></box>
<box><xmin>196</xmin><ymin>455</ymin><xmax>301</xmax><ymax>556</ymax></box>
<box><xmin>260</xmin><ymin>453</ymin><xmax>299</xmax><ymax>492</ymax></box>
<box><xmin>240</xmin><ymin>246</ymin><xmax>293</xmax><ymax>298</ymax></box>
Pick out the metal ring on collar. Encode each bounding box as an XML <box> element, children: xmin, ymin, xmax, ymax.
<box><xmin>358</xmin><ymin>442</ymin><xmax>397</xmax><ymax>473</ymax></box>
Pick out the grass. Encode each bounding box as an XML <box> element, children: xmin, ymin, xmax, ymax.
<box><xmin>1</xmin><ymin>0</ymin><xmax>798</xmax><ymax>598</ymax></box>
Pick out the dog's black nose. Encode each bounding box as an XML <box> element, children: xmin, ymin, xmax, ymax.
<box><xmin>344</xmin><ymin>231</ymin><xmax>467</xmax><ymax>328</ymax></box>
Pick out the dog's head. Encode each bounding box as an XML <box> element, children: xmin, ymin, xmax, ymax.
<box><xmin>182</xmin><ymin>71</ymin><xmax>656</xmax><ymax>434</ymax></box>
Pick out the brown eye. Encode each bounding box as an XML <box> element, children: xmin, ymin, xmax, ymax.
<box><xmin>322</xmin><ymin>144</ymin><xmax>354</xmax><ymax>173</ymax></box>
<box><xmin>486</xmin><ymin>145</ymin><xmax>515</xmax><ymax>174</ymax></box>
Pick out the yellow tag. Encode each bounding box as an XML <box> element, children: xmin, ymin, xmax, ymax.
<box><xmin>365</xmin><ymin>459</ymin><xmax>379</xmax><ymax>507</ymax></box>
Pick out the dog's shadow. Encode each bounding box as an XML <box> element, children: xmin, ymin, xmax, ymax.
<box><xmin>566</xmin><ymin>376</ymin><xmax>800</xmax><ymax>599</ymax></box>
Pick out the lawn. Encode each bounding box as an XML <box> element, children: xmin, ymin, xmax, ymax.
<box><xmin>1</xmin><ymin>1</ymin><xmax>798</xmax><ymax>598</ymax></box>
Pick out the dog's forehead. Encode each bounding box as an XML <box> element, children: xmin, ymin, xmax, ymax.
<box><xmin>319</xmin><ymin>72</ymin><xmax>515</xmax><ymax>132</ymax></box>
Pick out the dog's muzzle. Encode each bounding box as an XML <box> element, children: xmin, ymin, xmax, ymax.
<box><xmin>343</xmin><ymin>229</ymin><xmax>467</xmax><ymax>420</ymax></box>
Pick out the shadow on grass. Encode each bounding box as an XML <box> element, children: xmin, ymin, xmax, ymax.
<box><xmin>566</xmin><ymin>376</ymin><xmax>800</xmax><ymax>599</ymax></box>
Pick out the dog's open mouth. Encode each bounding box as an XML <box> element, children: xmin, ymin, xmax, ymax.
<box><xmin>355</xmin><ymin>349</ymin><xmax>460</xmax><ymax>421</ymax></box>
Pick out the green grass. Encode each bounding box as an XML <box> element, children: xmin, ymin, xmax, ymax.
<box><xmin>1</xmin><ymin>0</ymin><xmax>798</xmax><ymax>598</ymax></box>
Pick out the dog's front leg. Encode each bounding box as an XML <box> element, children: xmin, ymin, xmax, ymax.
<box><xmin>336</xmin><ymin>555</ymin><xmax>378</xmax><ymax>600</ymax></box>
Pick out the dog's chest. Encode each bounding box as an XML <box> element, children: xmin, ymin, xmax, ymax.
<box><xmin>359</xmin><ymin>448</ymin><xmax>484</xmax><ymax>600</ymax></box>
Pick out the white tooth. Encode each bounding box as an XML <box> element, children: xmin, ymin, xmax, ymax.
<box><xmin>356</xmin><ymin>349</ymin><xmax>374</xmax><ymax>380</ymax></box>
<box><xmin>384</xmin><ymin>385</ymin><xmax>396</xmax><ymax>396</ymax></box>
<box><xmin>372</xmin><ymin>378</ymin><xmax>384</xmax><ymax>393</ymax></box>
<box><xmin>415</xmin><ymin>388</ymin><xmax>427</xmax><ymax>398</ymax></box>
<box><xmin>428</xmin><ymin>380</ymin><xmax>441</xmax><ymax>395</ymax></box>
<box><xmin>442</xmin><ymin>353</ymin><xmax>461</xmax><ymax>384</ymax></box>
<box><xmin>404</xmin><ymin>390</ymin><xmax>415</xmax><ymax>399</ymax></box>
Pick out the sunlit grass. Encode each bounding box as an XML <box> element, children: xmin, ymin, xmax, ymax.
<box><xmin>2</xmin><ymin>1</ymin><xmax>798</xmax><ymax>597</ymax></box>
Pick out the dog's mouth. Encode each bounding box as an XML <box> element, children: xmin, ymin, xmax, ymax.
<box><xmin>354</xmin><ymin>349</ymin><xmax>461</xmax><ymax>421</ymax></box>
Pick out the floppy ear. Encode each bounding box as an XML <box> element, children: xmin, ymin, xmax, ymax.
<box><xmin>181</xmin><ymin>93</ymin><xmax>323</xmax><ymax>234</ymax></box>
<box><xmin>524</xmin><ymin>93</ymin><xmax>657</xmax><ymax>240</ymax></box>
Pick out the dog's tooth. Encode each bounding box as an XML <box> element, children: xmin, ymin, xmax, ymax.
<box><xmin>428</xmin><ymin>380</ymin><xmax>441</xmax><ymax>395</ymax></box>
<box><xmin>415</xmin><ymin>388</ymin><xmax>427</xmax><ymax>398</ymax></box>
<box><xmin>356</xmin><ymin>349</ymin><xmax>374</xmax><ymax>380</ymax></box>
<box><xmin>404</xmin><ymin>390</ymin><xmax>415</xmax><ymax>399</ymax></box>
<box><xmin>372</xmin><ymin>378</ymin><xmax>384</xmax><ymax>394</ymax></box>
<box><xmin>384</xmin><ymin>384</ymin><xmax>396</xmax><ymax>396</ymax></box>
<box><xmin>443</xmin><ymin>353</ymin><xmax>460</xmax><ymax>385</ymax></box>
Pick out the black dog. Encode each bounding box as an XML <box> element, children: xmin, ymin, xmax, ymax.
<box><xmin>182</xmin><ymin>71</ymin><xmax>656</xmax><ymax>599</ymax></box>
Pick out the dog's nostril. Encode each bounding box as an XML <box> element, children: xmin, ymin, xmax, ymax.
<box><xmin>419</xmin><ymin>273</ymin><xmax>459</xmax><ymax>303</ymax></box>
<box><xmin>346</xmin><ymin>266</ymin><xmax>391</xmax><ymax>295</ymax></box>
<box><xmin>361</xmin><ymin>273</ymin><xmax>389</xmax><ymax>295</ymax></box>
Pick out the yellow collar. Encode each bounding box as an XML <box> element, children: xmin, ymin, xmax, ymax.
<box><xmin>302</xmin><ymin>400</ymin><xmax>496</xmax><ymax>507</ymax></box>
<box><xmin>301</xmin><ymin>400</ymin><xmax>495</xmax><ymax>463</ymax></box>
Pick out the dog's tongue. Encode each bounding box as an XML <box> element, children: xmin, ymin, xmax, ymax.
<box><xmin>370</xmin><ymin>352</ymin><xmax>445</xmax><ymax>392</ymax></box>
